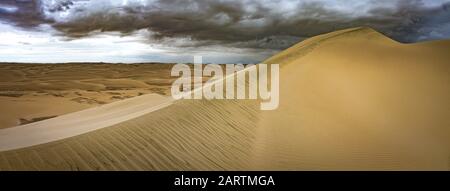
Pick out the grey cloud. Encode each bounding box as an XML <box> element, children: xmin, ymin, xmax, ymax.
<box><xmin>2</xmin><ymin>0</ymin><xmax>450</xmax><ymax>50</ymax></box>
<box><xmin>0</xmin><ymin>0</ymin><xmax>52</xmax><ymax>28</ymax></box>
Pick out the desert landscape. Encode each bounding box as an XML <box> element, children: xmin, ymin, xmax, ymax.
<box><xmin>0</xmin><ymin>27</ymin><xmax>448</xmax><ymax>170</ymax></box>
<box><xmin>0</xmin><ymin>63</ymin><xmax>190</xmax><ymax>129</ymax></box>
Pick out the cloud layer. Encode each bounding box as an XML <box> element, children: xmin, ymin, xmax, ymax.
<box><xmin>1</xmin><ymin>0</ymin><xmax>450</xmax><ymax>51</ymax></box>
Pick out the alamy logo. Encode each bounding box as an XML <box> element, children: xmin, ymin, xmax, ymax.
<box><xmin>171</xmin><ymin>56</ymin><xmax>280</xmax><ymax>110</ymax></box>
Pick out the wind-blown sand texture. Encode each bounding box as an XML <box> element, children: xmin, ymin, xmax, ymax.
<box><xmin>0</xmin><ymin>94</ymin><xmax>173</xmax><ymax>151</ymax></box>
<box><xmin>0</xmin><ymin>27</ymin><xmax>448</xmax><ymax>170</ymax></box>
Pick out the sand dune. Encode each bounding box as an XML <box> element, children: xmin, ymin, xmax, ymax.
<box><xmin>0</xmin><ymin>27</ymin><xmax>448</xmax><ymax>170</ymax></box>
<box><xmin>259</xmin><ymin>27</ymin><xmax>450</xmax><ymax>170</ymax></box>
<box><xmin>0</xmin><ymin>94</ymin><xmax>173</xmax><ymax>152</ymax></box>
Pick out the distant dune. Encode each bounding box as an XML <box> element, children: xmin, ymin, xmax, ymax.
<box><xmin>0</xmin><ymin>63</ymin><xmax>178</xmax><ymax>129</ymax></box>
<box><xmin>0</xmin><ymin>27</ymin><xmax>448</xmax><ymax>170</ymax></box>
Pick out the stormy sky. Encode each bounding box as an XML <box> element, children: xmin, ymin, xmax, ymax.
<box><xmin>0</xmin><ymin>0</ymin><xmax>449</xmax><ymax>63</ymax></box>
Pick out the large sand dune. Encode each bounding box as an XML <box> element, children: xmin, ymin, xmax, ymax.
<box><xmin>0</xmin><ymin>27</ymin><xmax>448</xmax><ymax>170</ymax></box>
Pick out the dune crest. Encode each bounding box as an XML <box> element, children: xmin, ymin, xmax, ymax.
<box><xmin>0</xmin><ymin>27</ymin><xmax>449</xmax><ymax>170</ymax></box>
<box><xmin>0</xmin><ymin>94</ymin><xmax>173</xmax><ymax>152</ymax></box>
<box><xmin>256</xmin><ymin>27</ymin><xmax>450</xmax><ymax>170</ymax></box>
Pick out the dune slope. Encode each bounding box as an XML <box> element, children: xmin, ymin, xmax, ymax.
<box><xmin>0</xmin><ymin>27</ymin><xmax>448</xmax><ymax>170</ymax></box>
<box><xmin>258</xmin><ymin>27</ymin><xmax>450</xmax><ymax>170</ymax></box>
<box><xmin>0</xmin><ymin>94</ymin><xmax>173</xmax><ymax>152</ymax></box>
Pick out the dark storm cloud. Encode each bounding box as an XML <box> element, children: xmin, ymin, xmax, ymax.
<box><xmin>361</xmin><ymin>0</ymin><xmax>450</xmax><ymax>42</ymax></box>
<box><xmin>0</xmin><ymin>0</ymin><xmax>51</xmax><ymax>28</ymax></box>
<box><xmin>2</xmin><ymin>0</ymin><xmax>450</xmax><ymax>49</ymax></box>
<box><xmin>50</xmin><ymin>0</ymin><xmax>350</xmax><ymax>48</ymax></box>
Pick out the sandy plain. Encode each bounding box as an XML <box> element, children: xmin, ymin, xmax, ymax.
<box><xmin>0</xmin><ymin>63</ymin><xmax>182</xmax><ymax>129</ymax></box>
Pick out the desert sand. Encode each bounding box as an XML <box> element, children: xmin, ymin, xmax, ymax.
<box><xmin>0</xmin><ymin>94</ymin><xmax>173</xmax><ymax>151</ymax></box>
<box><xmin>0</xmin><ymin>27</ymin><xmax>448</xmax><ymax>170</ymax></box>
<box><xmin>0</xmin><ymin>63</ymin><xmax>180</xmax><ymax>129</ymax></box>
